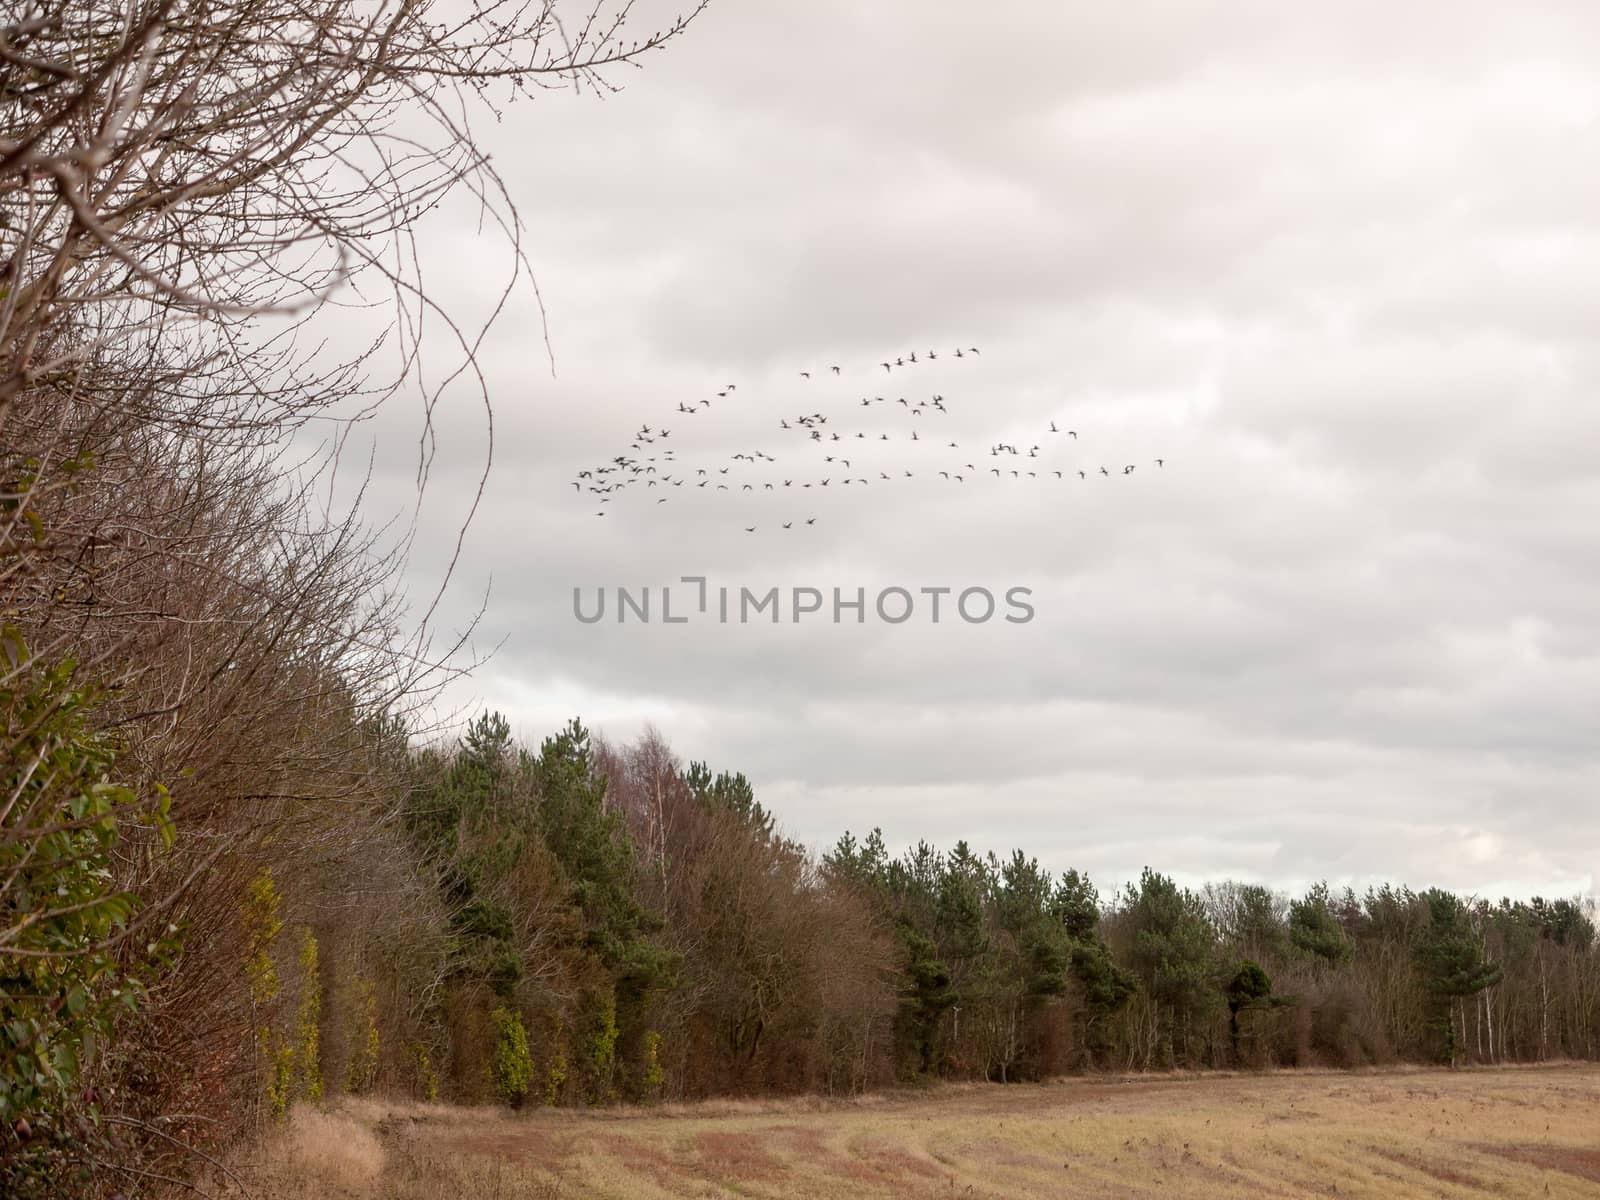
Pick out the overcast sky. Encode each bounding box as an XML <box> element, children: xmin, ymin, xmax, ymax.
<box><xmin>336</xmin><ymin>1</ymin><xmax>1600</xmax><ymax>901</ymax></box>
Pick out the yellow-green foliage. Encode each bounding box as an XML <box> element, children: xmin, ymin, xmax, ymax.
<box><xmin>411</xmin><ymin>1043</ymin><xmax>439</xmax><ymax>1103</ymax></box>
<box><xmin>244</xmin><ymin>869</ymin><xmax>283</xmax><ymax>1008</ymax></box>
<box><xmin>545</xmin><ymin>1046</ymin><xmax>567</xmax><ymax>1107</ymax></box>
<box><xmin>296</xmin><ymin>928</ymin><xmax>323</xmax><ymax>1102</ymax></box>
<box><xmin>244</xmin><ymin>869</ymin><xmax>287</xmax><ymax>1118</ymax></box>
<box><xmin>266</xmin><ymin>1043</ymin><xmax>294</xmax><ymax>1121</ymax></box>
<box><xmin>588</xmin><ymin>994</ymin><xmax>618</xmax><ymax>1097</ymax></box>
<box><xmin>643</xmin><ymin>1030</ymin><xmax>664</xmax><ymax>1096</ymax></box>
<box><xmin>345</xmin><ymin>978</ymin><xmax>379</xmax><ymax>1095</ymax></box>
<box><xmin>488</xmin><ymin>1007</ymin><xmax>532</xmax><ymax>1107</ymax></box>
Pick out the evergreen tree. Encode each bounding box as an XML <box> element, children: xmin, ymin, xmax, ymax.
<box><xmin>1289</xmin><ymin>882</ymin><xmax>1351</xmax><ymax>968</ymax></box>
<box><xmin>1050</xmin><ymin>871</ymin><xmax>1135</xmax><ymax>1066</ymax></box>
<box><xmin>532</xmin><ymin>719</ymin><xmax>677</xmax><ymax>1095</ymax></box>
<box><xmin>686</xmin><ymin>761</ymin><xmax>772</xmax><ymax>840</ymax></box>
<box><xmin>1123</xmin><ymin>869</ymin><xmax>1218</xmax><ymax>1067</ymax></box>
<box><xmin>1224</xmin><ymin>960</ymin><xmax>1274</xmax><ymax>1060</ymax></box>
<box><xmin>402</xmin><ymin>712</ymin><xmax>526</xmax><ymax>997</ymax></box>
<box><xmin>1416</xmin><ymin>889</ymin><xmax>1502</xmax><ymax>1065</ymax></box>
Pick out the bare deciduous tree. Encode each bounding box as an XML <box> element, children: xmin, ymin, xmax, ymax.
<box><xmin>1</xmin><ymin>0</ymin><xmax>704</xmax><ymax>1188</ymax></box>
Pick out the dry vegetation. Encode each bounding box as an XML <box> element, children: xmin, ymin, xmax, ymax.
<box><xmin>228</xmin><ymin>1064</ymin><xmax>1600</xmax><ymax>1200</ymax></box>
<box><xmin>7</xmin><ymin>3</ymin><xmax>1600</xmax><ymax>1196</ymax></box>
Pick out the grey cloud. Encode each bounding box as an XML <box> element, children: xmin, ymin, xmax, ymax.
<box><xmin>314</xmin><ymin>0</ymin><xmax>1600</xmax><ymax>900</ymax></box>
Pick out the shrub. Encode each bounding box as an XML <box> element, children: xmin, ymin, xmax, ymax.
<box><xmin>643</xmin><ymin>1030</ymin><xmax>665</xmax><ymax>1098</ymax></box>
<box><xmin>488</xmin><ymin>1007</ymin><xmax>532</xmax><ymax>1107</ymax></box>
<box><xmin>244</xmin><ymin>869</ymin><xmax>289</xmax><ymax>1118</ymax></box>
<box><xmin>0</xmin><ymin>651</ymin><xmax>176</xmax><ymax>1189</ymax></box>
<box><xmin>296</xmin><ymin>929</ymin><xmax>323</xmax><ymax>1102</ymax></box>
<box><xmin>545</xmin><ymin>1043</ymin><xmax>568</xmax><ymax>1107</ymax></box>
<box><xmin>345</xmin><ymin>979</ymin><xmax>380</xmax><ymax>1095</ymax></box>
<box><xmin>587</xmin><ymin>994</ymin><xmax>619</xmax><ymax>1100</ymax></box>
<box><xmin>411</xmin><ymin>1043</ymin><xmax>440</xmax><ymax>1103</ymax></box>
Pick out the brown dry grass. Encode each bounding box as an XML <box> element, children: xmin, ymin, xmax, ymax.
<box><xmin>218</xmin><ymin>1064</ymin><xmax>1600</xmax><ymax>1199</ymax></box>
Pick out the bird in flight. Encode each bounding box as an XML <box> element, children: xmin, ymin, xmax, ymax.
<box><xmin>573</xmin><ymin>343</ymin><xmax>1161</xmax><ymax>527</ymax></box>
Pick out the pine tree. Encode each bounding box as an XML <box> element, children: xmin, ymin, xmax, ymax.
<box><xmin>1416</xmin><ymin>890</ymin><xmax>1502</xmax><ymax>1065</ymax></box>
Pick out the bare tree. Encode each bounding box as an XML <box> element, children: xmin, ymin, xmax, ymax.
<box><xmin>1</xmin><ymin>0</ymin><xmax>705</xmax><ymax>1189</ymax></box>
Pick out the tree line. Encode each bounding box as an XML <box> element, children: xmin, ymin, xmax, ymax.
<box><xmin>7</xmin><ymin>669</ymin><xmax>1598</xmax><ymax>1196</ymax></box>
<box><xmin>216</xmin><ymin>715</ymin><xmax>1599</xmax><ymax>1125</ymax></box>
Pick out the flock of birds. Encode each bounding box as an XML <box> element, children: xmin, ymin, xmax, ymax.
<box><xmin>570</xmin><ymin>347</ymin><xmax>1166</xmax><ymax>532</ymax></box>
